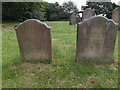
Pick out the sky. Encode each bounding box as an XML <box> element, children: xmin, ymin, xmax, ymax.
<box><xmin>44</xmin><ymin>0</ymin><xmax>119</xmax><ymax>10</ymax></box>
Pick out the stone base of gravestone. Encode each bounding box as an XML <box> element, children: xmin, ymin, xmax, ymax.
<box><xmin>15</xmin><ymin>19</ymin><xmax>52</xmax><ymax>62</ymax></box>
<box><xmin>76</xmin><ymin>58</ymin><xmax>114</xmax><ymax>64</ymax></box>
<box><xmin>76</xmin><ymin>16</ymin><xmax>118</xmax><ymax>64</ymax></box>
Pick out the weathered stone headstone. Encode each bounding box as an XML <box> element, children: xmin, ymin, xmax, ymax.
<box><xmin>69</xmin><ymin>14</ymin><xmax>76</xmax><ymax>25</ymax></box>
<box><xmin>15</xmin><ymin>19</ymin><xmax>52</xmax><ymax>62</ymax></box>
<box><xmin>76</xmin><ymin>16</ymin><xmax>118</xmax><ymax>63</ymax></box>
<box><xmin>112</xmin><ymin>7</ymin><xmax>120</xmax><ymax>31</ymax></box>
<box><xmin>82</xmin><ymin>8</ymin><xmax>95</xmax><ymax>20</ymax></box>
<box><xmin>76</xmin><ymin>15</ymin><xmax>81</xmax><ymax>23</ymax></box>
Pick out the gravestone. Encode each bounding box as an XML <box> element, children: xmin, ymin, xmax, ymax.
<box><xmin>112</xmin><ymin>7</ymin><xmax>120</xmax><ymax>31</ymax></box>
<box><xmin>82</xmin><ymin>8</ymin><xmax>95</xmax><ymax>20</ymax></box>
<box><xmin>15</xmin><ymin>19</ymin><xmax>52</xmax><ymax>62</ymax></box>
<box><xmin>76</xmin><ymin>16</ymin><xmax>118</xmax><ymax>63</ymax></box>
<box><xmin>76</xmin><ymin>15</ymin><xmax>81</xmax><ymax>23</ymax></box>
<box><xmin>69</xmin><ymin>14</ymin><xmax>76</xmax><ymax>25</ymax></box>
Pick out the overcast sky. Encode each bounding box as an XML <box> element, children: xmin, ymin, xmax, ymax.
<box><xmin>44</xmin><ymin>0</ymin><xmax>119</xmax><ymax>10</ymax></box>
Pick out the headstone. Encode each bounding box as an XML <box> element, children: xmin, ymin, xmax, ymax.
<box><xmin>76</xmin><ymin>15</ymin><xmax>81</xmax><ymax>23</ymax></box>
<box><xmin>82</xmin><ymin>8</ymin><xmax>95</xmax><ymax>20</ymax></box>
<box><xmin>15</xmin><ymin>19</ymin><xmax>52</xmax><ymax>62</ymax></box>
<box><xmin>76</xmin><ymin>16</ymin><xmax>118</xmax><ymax>63</ymax></box>
<box><xmin>112</xmin><ymin>7</ymin><xmax>120</xmax><ymax>31</ymax></box>
<box><xmin>69</xmin><ymin>14</ymin><xmax>76</xmax><ymax>25</ymax></box>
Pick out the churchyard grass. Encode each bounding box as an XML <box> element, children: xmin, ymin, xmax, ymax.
<box><xmin>2</xmin><ymin>21</ymin><xmax>119</xmax><ymax>88</ymax></box>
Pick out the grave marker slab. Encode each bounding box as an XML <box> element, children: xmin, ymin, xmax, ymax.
<box><xmin>69</xmin><ymin>14</ymin><xmax>76</xmax><ymax>25</ymax></box>
<box><xmin>112</xmin><ymin>7</ymin><xmax>120</xmax><ymax>31</ymax></box>
<box><xmin>15</xmin><ymin>19</ymin><xmax>52</xmax><ymax>62</ymax></box>
<box><xmin>76</xmin><ymin>16</ymin><xmax>118</xmax><ymax>63</ymax></box>
<box><xmin>82</xmin><ymin>8</ymin><xmax>95</xmax><ymax>20</ymax></box>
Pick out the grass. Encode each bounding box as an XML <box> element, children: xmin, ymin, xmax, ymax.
<box><xmin>2</xmin><ymin>21</ymin><xmax>119</xmax><ymax>88</ymax></box>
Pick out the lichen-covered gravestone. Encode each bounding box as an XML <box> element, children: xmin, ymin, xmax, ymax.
<box><xmin>82</xmin><ymin>8</ymin><xmax>95</xmax><ymax>20</ymax></box>
<box><xmin>69</xmin><ymin>14</ymin><xmax>76</xmax><ymax>25</ymax></box>
<box><xmin>15</xmin><ymin>19</ymin><xmax>52</xmax><ymax>62</ymax></box>
<box><xmin>76</xmin><ymin>16</ymin><xmax>118</xmax><ymax>63</ymax></box>
<box><xmin>112</xmin><ymin>7</ymin><xmax>120</xmax><ymax>31</ymax></box>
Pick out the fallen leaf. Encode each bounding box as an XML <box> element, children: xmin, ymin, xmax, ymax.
<box><xmin>90</xmin><ymin>79</ymin><xmax>96</xmax><ymax>84</ymax></box>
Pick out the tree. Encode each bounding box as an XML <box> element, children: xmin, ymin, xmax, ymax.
<box><xmin>81</xmin><ymin>1</ymin><xmax>120</xmax><ymax>19</ymax></box>
<box><xmin>2</xmin><ymin>2</ymin><xmax>46</xmax><ymax>21</ymax></box>
<box><xmin>44</xmin><ymin>2</ymin><xmax>69</xmax><ymax>21</ymax></box>
<box><xmin>45</xmin><ymin>2</ymin><xmax>60</xmax><ymax>21</ymax></box>
<box><xmin>30</xmin><ymin>2</ymin><xmax>46</xmax><ymax>21</ymax></box>
<box><xmin>2</xmin><ymin>1</ymin><xmax>75</xmax><ymax>21</ymax></box>
<box><xmin>62</xmin><ymin>1</ymin><xmax>79</xmax><ymax>14</ymax></box>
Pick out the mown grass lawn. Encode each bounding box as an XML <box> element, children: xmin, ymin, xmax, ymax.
<box><xmin>2</xmin><ymin>21</ymin><xmax>119</xmax><ymax>88</ymax></box>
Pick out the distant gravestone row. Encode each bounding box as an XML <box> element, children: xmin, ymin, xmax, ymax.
<box><xmin>69</xmin><ymin>8</ymin><xmax>95</xmax><ymax>25</ymax></box>
<box><xmin>15</xmin><ymin>8</ymin><xmax>119</xmax><ymax>64</ymax></box>
<box><xmin>69</xmin><ymin>7</ymin><xmax>120</xmax><ymax>27</ymax></box>
<box><xmin>69</xmin><ymin>14</ymin><xmax>82</xmax><ymax>25</ymax></box>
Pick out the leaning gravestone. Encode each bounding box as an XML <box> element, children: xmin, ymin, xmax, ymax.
<box><xmin>69</xmin><ymin>14</ymin><xmax>76</xmax><ymax>25</ymax></box>
<box><xmin>76</xmin><ymin>16</ymin><xmax>118</xmax><ymax>63</ymax></box>
<box><xmin>112</xmin><ymin>7</ymin><xmax>120</xmax><ymax>31</ymax></box>
<box><xmin>82</xmin><ymin>8</ymin><xmax>95</xmax><ymax>20</ymax></box>
<box><xmin>15</xmin><ymin>19</ymin><xmax>52</xmax><ymax>62</ymax></box>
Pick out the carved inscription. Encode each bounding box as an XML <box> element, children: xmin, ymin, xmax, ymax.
<box><xmin>76</xmin><ymin>16</ymin><xmax>118</xmax><ymax>63</ymax></box>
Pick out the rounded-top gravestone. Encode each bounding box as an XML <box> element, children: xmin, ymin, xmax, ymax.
<box><xmin>69</xmin><ymin>14</ymin><xmax>76</xmax><ymax>25</ymax></box>
<box><xmin>112</xmin><ymin>7</ymin><xmax>120</xmax><ymax>31</ymax></box>
<box><xmin>15</xmin><ymin>19</ymin><xmax>52</xmax><ymax>62</ymax></box>
<box><xmin>82</xmin><ymin>8</ymin><xmax>95</xmax><ymax>20</ymax></box>
<box><xmin>76</xmin><ymin>16</ymin><xmax>118</xmax><ymax>63</ymax></box>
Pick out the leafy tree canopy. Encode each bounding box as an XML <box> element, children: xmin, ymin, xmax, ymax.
<box><xmin>81</xmin><ymin>1</ymin><xmax>120</xmax><ymax>19</ymax></box>
<box><xmin>2</xmin><ymin>1</ymin><xmax>79</xmax><ymax>21</ymax></box>
<box><xmin>62</xmin><ymin>1</ymin><xmax>79</xmax><ymax>14</ymax></box>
